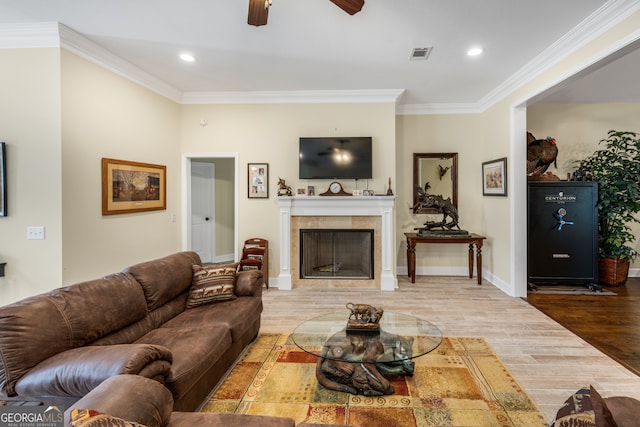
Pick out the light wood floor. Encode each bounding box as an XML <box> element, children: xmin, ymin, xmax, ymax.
<box><xmin>260</xmin><ymin>275</ymin><xmax>640</xmax><ymax>422</ymax></box>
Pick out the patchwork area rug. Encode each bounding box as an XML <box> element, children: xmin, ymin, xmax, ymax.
<box><xmin>201</xmin><ymin>334</ymin><xmax>548</xmax><ymax>426</ymax></box>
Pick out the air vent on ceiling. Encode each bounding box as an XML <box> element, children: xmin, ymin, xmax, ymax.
<box><xmin>410</xmin><ymin>47</ymin><xmax>433</xmax><ymax>60</ymax></box>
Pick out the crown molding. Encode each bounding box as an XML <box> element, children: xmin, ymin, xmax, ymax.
<box><xmin>474</xmin><ymin>0</ymin><xmax>640</xmax><ymax>113</ymax></box>
<box><xmin>0</xmin><ymin>22</ymin><xmax>183</xmax><ymax>101</ymax></box>
<box><xmin>0</xmin><ymin>22</ymin><xmax>60</xmax><ymax>48</ymax></box>
<box><xmin>2</xmin><ymin>0</ymin><xmax>638</xmax><ymax>112</ymax></box>
<box><xmin>400</xmin><ymin>0</ymin><xmax>640</xmax><ymax>115</ymax></box>
<box><xmin>396</xmin><ymin>103</ymin><xmax>482</xmax><ymax>116</ymax></box>
<box><xmin>57</xmin><ymin>24</ymin><xmax>183</xmax><ymax>102</ymax></box>
<box><xmin>180</xmin><ymin>89</ymin><xmax>405</xmax><ymax>105</ymax></box>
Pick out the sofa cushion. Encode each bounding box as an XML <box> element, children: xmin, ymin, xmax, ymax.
<box><xmin>0</xmin><ymin>273</ymin><xmax>147</xmax><ymax>396</ymax></box>
<box><xmin>160</xmin><ymin>295</ymin><xmax>262</xmax><ymax>343</ymax></box>
<box><xmin>92</xmin><ymin>293</ymin><xmax>189</xmax><ymax>346</ymax></box>
<box><xmin>135</xmin><ymin>326</ymin><xmax>232</xmax><ymax>402</ymax></box>
<box><xmin>70</xmin><ymin>409</ymin><xmax>148</xmax><ymax>427</ymax></box>
<box><xmin>125</xmin><ymin>251</ymin><xmax>201</xmax><ymax>311</ymax></box>
<box><xmin>551</xmin><ymin>386</ymin><xmax>618</xmax><ymax>427</ymax></box>
<box><xmin>186</xmin><ymin>265</ymin><xmax>237</xmax><ymax>308</ymax></box>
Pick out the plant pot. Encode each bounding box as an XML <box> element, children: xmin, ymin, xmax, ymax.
<box><xmin>598</xmin><ymin>257</ymin><xmax>630</xmax><ymax>287</ymax></box>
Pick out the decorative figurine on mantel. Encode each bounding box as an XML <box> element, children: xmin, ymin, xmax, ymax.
<box><xmin>386</xmin><ymin>177</ymin><xmax>394</xmax><ymax>196</ymax></box>
<box><xmin>277</xmin><ymin>177</ymin><xmax>293</xmax><ymax>196</ymax></box>
<box><xmin>346</xmin><ymin>302</ymin><xmax>384</xmax><ymax>333</ymax></box>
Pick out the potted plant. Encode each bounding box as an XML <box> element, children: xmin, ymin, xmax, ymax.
<box><xmin>578</xmin><ymin>130</ymin><xmax>640</xmax><ymax>286</ymax></box>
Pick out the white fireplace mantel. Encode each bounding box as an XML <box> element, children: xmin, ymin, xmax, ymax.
<box><xmin>277</xmin><ymin>196</ymin><xmax>397</xmax><ymax>291</ymax></box>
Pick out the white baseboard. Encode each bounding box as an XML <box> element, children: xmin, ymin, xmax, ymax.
<box><xmin>214</xmin><ymin>253</ymin><xmax>234</xmax><ymax>263</ymax></box>
<box><xmin>269</xmin><ymin>266</ymin><xmax>640</xmax><ymax>292</ymax></box>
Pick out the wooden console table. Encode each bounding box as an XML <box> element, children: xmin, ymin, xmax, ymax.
<box><xmin>404</xmin><ymin>232</ymin><xmax>486</xmax><ymax>285</ymax></box>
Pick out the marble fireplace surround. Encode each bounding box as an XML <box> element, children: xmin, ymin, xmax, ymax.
<box><xmin>277</xmin><ymin>196</ymin><xmax>397</xmax><ymax>291</ymax></box>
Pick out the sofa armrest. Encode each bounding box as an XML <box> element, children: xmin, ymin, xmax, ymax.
<box><xmin>15</xmin><ymin>344</ymin><xmax>172</xmax><ymax>398</ymax></box>
<box><xmin>64</xmin><ymin>374</ymin><xmax>173</xmax><ymax>427</ymax></box>
<box><xmin>605</xmin><ymin>396</ymin><xmax>640</xmax><ymax>427</ymax></box>
<box><xmin>235</xmin><ymin>270</ymin><xmax>264</xmax><ymax>296</ymax></box>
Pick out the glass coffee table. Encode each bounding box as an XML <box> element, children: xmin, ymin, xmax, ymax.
<box><xmin>291</xmin><ymin>311</ymin><xmax>442</xmax><ymax>396</ymax></box>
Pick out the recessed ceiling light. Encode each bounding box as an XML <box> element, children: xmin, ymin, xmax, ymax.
<box><xmin>467</xmin><ymin>47</ymin><xmax>484</xmax><ymax>57</ymax></box>
<box><xmin>179</xmin><ymin>53</ymin><xmax>195</xmax><ymax>62</ymax></box>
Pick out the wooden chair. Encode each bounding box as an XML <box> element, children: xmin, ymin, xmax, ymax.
<box><xmin>241</xmin><ymin>238</ymin><xmax>268</xmax><ymax>287</ymax></box>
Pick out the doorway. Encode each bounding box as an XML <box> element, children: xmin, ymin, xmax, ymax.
<box><xmin>511</xmin><ymin>36</ymin><xmax>640</xmax><ymax>297</ymax></box>
<box><xmin>183</xmin><ymin>154</ymin><xmax>238</xmax><ymax>264</ymax></box>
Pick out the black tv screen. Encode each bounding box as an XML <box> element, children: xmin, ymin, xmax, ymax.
<box><xmin>299</xmin><ymin>137</ymin><xmax>372</xmax><ymax>180</ymax></box>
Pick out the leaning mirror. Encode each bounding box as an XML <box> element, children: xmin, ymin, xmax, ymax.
<box><xmin>412</xmin><ymin>153</ymin><xmax>458</xmax><ymax>214</ymax></box>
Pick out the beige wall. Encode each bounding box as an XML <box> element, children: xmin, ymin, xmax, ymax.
<box><xmin>1</xmin><ymin>9</ymin><xmax>639</xmax><ymax>304</ymax></box>
<box><xmin>180</xmin><ymin>103</ymin><xmax>397</xmax><ymax>276</ymax></box>
<box><xmin>528</xmin><ymin>103</ymin><xmax>640</xmax><ymax>177</ymax></box>
<box><xmin>528</xmin><ymin>102</ymin><xmax>640</xmax><ymax>268</ymax></box>
<box><xmin>60</xmin><ymin>51</ymin><xmax>183</xmax><ymax>285</ymax></box>
<box><xmin>395</xmin><ymin>114</ymin><xmax>493</xmax><ymax>272</ymax></box>
<box><xmin>0</xmin><ymin>49</ymin><xmax>63</xmax><ymax>305</ymax></box>
<box><xmin>212</xmin><ymin>158</ymin><xmax>235</xmax><ymax>259</ymax></box>
<box><xmin>480</xmin><ymin>9</ymin><xmax>640</xmax><ymax>295</ymax></box>
<box><xmin>395</xmin><ymin>10</ymin><xmax>640</xmax><ymax>295</ymax></box>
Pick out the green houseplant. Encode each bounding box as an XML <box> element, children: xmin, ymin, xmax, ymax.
<box><xmin>578</xmin><ymin>130</ymin><xmax>640</xmax><ymax>285</ymax></box>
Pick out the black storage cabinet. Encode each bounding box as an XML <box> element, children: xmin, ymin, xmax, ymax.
<box><xmin>527</xmin><ymin>181</ymin><xmax>598</xmax><ymax>285</ymax></box>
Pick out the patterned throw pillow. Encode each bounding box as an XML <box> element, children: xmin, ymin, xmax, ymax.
<box><xmin>551</xmin><ymin>386</ymin><xmax>618</xmax><ymax>427</ymax></box>
<box><xmin>71</xmin><ymin>409</ymin><xmax>148</xmax><ymax>427</ymax></box>
<box><xmin>186</xmin><ymin>265</ymin><xmax>236</xmax><ymax>308</ymax></box>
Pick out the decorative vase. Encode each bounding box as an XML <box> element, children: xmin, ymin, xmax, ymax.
<box><xmin>598</xmin><ymin>257</ymin><xmax>630</xmax><ymax>286</ymax></box>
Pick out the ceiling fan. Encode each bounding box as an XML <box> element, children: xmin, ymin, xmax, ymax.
<box><xmin>248</xmin><ymin>0</ymin><xmax>365</xmax><ymax>27</ymax></box>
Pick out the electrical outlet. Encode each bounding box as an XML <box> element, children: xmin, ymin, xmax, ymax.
<box><xmin>27</xmin><ymin>226</ymin><xmax>45</xmax><ymax>240</ymax></box>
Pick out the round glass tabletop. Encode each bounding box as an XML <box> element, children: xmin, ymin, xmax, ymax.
<box><xmin>291</xmin><ymin>311</ymin><xmax>442</xmax><ymax>363</ymax></box>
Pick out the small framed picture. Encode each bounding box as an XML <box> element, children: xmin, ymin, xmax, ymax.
<box><xmin>482</xmin><ymin>157</ymin><xmax>507</xmax><ymax>196</ymax></box>
<box><xmin>307</xmin><ymin>186</ymin><xmax>315</xmax><ymax>196</ymax></box>
<box><xmin>296</xmin><ymin>187</ymin><xmax>307</xmax><ymax>196</ymax></box>
<box><xmin>248</xmin><ymin>163</ymin><xmax>269</xmax><ymax>198</ymax></box>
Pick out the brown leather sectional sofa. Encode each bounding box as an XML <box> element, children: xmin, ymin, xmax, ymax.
<box><xmin>0</xmin><ymin>251</ymin><xmax>263</xmax><ymax>412</ymax></box>
<box><xmin>64</xmin><ymin>374</ymin><xmax>298</xmax><ymax>426</ymax></box>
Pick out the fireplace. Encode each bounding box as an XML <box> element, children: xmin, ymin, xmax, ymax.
<box><xmin>300</xmin><ymin>229</ymin><xmax>374</xmax><ymax>279</ymax></box>
<box><xmin>277</xmin><ymin>196</ymin><xmax>396</xmax><ymax>291</ymax></box>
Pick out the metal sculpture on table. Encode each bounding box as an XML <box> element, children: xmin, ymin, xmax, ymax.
<box><xmin>412</xmin><ymin>184</ymin><xmax>468</xmax><ymax>236</ymax></box>
<box><xmin>346</xmin><ymin>302</ymin><xmax>383</xmax><ymax>332</ymax></box>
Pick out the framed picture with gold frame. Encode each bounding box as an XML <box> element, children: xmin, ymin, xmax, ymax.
<box><xmin>102</xmin><ymin>158</ymin><xmax>166</xmax><ymax>215</ymax></box>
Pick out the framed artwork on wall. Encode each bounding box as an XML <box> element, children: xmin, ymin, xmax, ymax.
<box><xmin>102</xmin><ymin>158</ymin><xmax>166</xmax><ymax>215</ymax></box>
<box><xmin>0</xmin><ymin>142</ymin><xmax>6</xmax><ymax>217</ymax></box>
<box><xmin>482</xmin><ymin>157</ymin><xmax>508</xmax><ymax>196</ymax></box>
<box><xmin>248</xmin><ymin>163</ymin><xmax>269</xmax><ymax>198</ymax></box>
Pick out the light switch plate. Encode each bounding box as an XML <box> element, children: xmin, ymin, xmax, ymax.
<box><xmin>27</xmin><ymin>226</ymin><xmax>45</xmax><ymax>240</ymax></box>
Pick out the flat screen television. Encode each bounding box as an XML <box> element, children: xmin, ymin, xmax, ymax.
<box><xmin>299</xmin><ymin>137</ymin><xmax>372</xmax><ymax>180</ymax></box>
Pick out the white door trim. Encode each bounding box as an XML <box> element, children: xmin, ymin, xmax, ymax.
<box><xmin>182</xmin><ymin>152</ymin><xmax>239</xmax><ymax>262</ymax></box>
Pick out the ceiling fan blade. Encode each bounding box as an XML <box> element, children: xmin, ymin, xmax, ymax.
<box><xmin>330</xmin><ymin>0</ymin><xmax>365</xmax><ymax>15</ymax></box>
<box><xmin>248</xmin><ymin>0</ymin><xmax>269</xmax><ymax>26</ymax></box>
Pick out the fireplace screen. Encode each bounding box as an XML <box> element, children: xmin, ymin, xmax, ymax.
<box><xmin>300</xmin><ymin>229</ymin><xmax>374</xmax><ymax>279</ymax></box>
